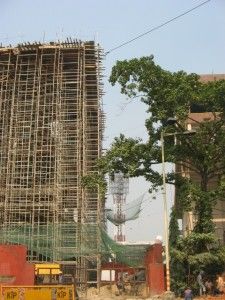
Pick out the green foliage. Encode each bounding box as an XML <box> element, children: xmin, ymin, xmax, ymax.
<box><xmin>169</xmin><ymin>213</ymin><xmax>218</xmax><ymax>294</ymax></box>
<box><xmin>102</xmin><ymin>55</ymin><xmax>225</xmax><ymax>292</ymax></box>
<box><xmin>98</xmin><ymin>134</ymin><xmax>144</xmax><ymax>177</ymax></box>
<box><xmin>170</xmin><ymin>247</ymin><xmax>187</xmax><ymax>295</ymax></box>
<box><xmin>169</xmin><ymin>232</ymin><xmax>225</xmax><ymax>295</ymax></box>
<box><xmin>193</xmin><ymin>192</ymin><xmax>215</xmax><ymax>234</ymax></box>
<box><xmin>109</xmin><ymin>56</ymin><xmax>200</xmax><ymax>122</ymax></box>
<box><xmin>104</xmin><ymin>55</ymin><xmax>225</xmax><ymax>233</ymax></box>
<box><xmin>81</xmin><ymin>173</ymin><xmax>107</xmax><ymax>200</ymax></box>
<box><xmin>169</xmin><ymin>207</ymin><xmax>180</xmax><ymax>248</ymax></box>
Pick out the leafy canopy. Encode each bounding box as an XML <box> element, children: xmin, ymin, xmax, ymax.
<box><xmin>99</xmin><ymin>56</ymin><xmax>225</xmax><ymax>293</ymax></box>
<box><xmin>101</xmin><ymin>56</ymin><xmax>225</xmax><ymax>227</ymax></box>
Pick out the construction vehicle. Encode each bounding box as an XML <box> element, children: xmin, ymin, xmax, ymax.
<box><xmin>35</xmin><ymin>263</ymin><xmax>76</xmax><ymax>286</ymax></box>
<box><xmin>0</xmin><ymin>245</ymin><xmax>77</xmax><ymax>300</ymax></box>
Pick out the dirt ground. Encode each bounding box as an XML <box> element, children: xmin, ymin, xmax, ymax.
<box><xmin>84</xmin><ymin>284</ymin><xmax>149</xmax><ymax>299</ymax></box>
<box><xmin>82</xmin><ymin>285</ymin><xmax>225</xmax><ymax>300</ymax></box>
<box><xmin>84</xmin><ymin>285</ymin><xmax>151</xmax><ymax>299</ymax></box>
<box><xmin>195</xmin><ymin>297</ymin><xmax>225</xmax><ymax>300</ymax></box>
<box><xmin>84</xmin><ymin>288</ymin><xmax>225</xmax><ymax>300</ymax></box>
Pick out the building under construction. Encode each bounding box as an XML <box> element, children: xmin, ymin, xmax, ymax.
<box><xmin>0</xmin><ymin>40</ymin><xmax>104</xmax><ymax>287</ymax></box>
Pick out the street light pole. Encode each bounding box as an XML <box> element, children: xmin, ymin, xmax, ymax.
<box><xmin>161</xmin><ymin>129</ymin><xmax>170</xmax><ymax>292</ymax></box>
<box><xmin>160</xmin><ymin>118</ymin><xmax>196</xmax><ymax>292</ymax></box>
<box><xmin>161</xmin><ymin>119</ymin><xmax>196</xmax><ymax>292</ymax></box>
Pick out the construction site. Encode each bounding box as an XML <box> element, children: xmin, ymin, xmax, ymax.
<box><xmin>0</xmin><ymin>40</ymin><xmax>165</xmax><ymax>299</ymax></box>
<box><xmin>0</xmin><ymin>39</ymin><xmax>104</xmax><ymax>288</ymax></box>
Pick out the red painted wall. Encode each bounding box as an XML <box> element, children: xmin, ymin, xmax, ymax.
<box><xmin>145</xmin><ymin>243</ymin><xmax>165</xmax><ymax>295</ymax></box>
<box><xmin>101</xmin><ymin>243</ymin><xmax>165</xmax><ymax>296</ymax></box>
<box><xmin>0</xmin><ymin>245</ymin><xmax>34</xmax><ymax>285</ymax></box>
<box><xmin>101</xmin><ymin>262</ymin><xmax>135</xmax><ymax>282</ymax></box>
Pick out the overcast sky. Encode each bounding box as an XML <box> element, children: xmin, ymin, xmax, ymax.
<box><xmin>1</xmin><ymin>0</ymin><xmax>225</xmax><ymax>242</ymax></box>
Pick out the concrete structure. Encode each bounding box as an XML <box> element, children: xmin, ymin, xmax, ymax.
<box><xmin>177</xmin><ymin>74</ymin><xmax>225</xmax><ymax>243</ymax></box>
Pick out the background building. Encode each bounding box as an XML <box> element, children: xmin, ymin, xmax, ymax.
<box><xmin>177</xmin><ymin>74</ymin><xmax>225</xmax><ymax>244</ymax></box>
<box><xmin>0</xmin><ymin>40</ymin><xmax>104</xmax><ymax>287</ymax></box>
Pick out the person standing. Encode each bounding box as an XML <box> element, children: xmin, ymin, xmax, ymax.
<box><xmin>205</xmin><ymin>278</ymin><xmax>213</xmax><ymax>295</ymax></box>
<box><xmin>197</xmin><ymin>271</ymin><xmax>206</xmax><ymax>296</ymax></box>
<box><xmin>184</xmin><ymin>287</ymin><xmax>193</xmax><ymax>300</ymax></box>
<box><xmin>215</xmin><ymin>274</ymin><xmax>225</xmax><ymax>294</ymax></box>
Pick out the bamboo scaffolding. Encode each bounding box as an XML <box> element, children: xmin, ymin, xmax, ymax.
<box><xmin>0</xmin><ymin>40</ymin><xmax>104</xmax><ymax>289</ymax></box>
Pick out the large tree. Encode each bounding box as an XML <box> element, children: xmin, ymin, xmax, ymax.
<box><xmin>97</xmin><ymin>56</ymin><xmax>225</xmax><ymax>292</ymax></box>
<box><xmin>100</xmin><ymin>56</ymin><xmax>225</xmax><ymax>234</ymax></box>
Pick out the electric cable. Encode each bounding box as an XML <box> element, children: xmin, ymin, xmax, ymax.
<box><xmin>105</xmin><ymin>0</ymin><xmax>211</xmax><ymax>55</ymax></box>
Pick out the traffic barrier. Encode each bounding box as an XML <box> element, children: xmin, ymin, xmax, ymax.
<box><xmin>0</xmin><ymin>285</ymin><xmax>75</xmax><ymax>300</ymax></box>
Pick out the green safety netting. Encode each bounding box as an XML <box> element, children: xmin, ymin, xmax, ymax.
<box><xmin>100</xmin><ymin>228</ymin><xmax>150</xmax><ymax>267</ymax></box>
<box><xmin>0</xmin><ymin>224</ymin><xmax>150</xmax><ymax>267</ymax></box>
<box><xmin>106</xmin><ymin>194</ymin><xmax>144</xmax><ymax>226</ymax></box>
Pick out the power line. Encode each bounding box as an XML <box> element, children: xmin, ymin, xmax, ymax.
<box><xmin>105</xmin><ymin>0</ymin><xmax>211</xmax><ymax>55</ymax></box>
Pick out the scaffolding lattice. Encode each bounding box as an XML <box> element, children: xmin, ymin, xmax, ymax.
<box><xmin>0</xmin><ymin>39</ymin><xmax>104</xmax><ymax>288</ymax></box>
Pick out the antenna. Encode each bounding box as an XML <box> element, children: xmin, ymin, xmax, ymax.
<box><xmin>109</xmin><ymin>172</ymin><xmax>129</xmax><ymax>242</ymax></box>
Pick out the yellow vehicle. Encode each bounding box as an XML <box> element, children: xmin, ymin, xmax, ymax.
<box><xmin>35</xmin><ymin>263</ymin><xmax>75</xmax><ymax>286</ymax></box>
<box><xmin>35</xmin><ymin>263</ymin><xmax>62</xmax><ymax>276</ymax></box>
<box><xmin>35</xmin><ymin>263</ymin><xmax>62</xmax><ymax>285</ymax></box>
<box><xmin>1</xmin><ymin>285</ymin><xmax>75</xmax><ymax>300</ymax></box>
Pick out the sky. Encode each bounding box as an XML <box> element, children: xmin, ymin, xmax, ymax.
<box><xmin>0</xmin><ymin>0</ymin><xmax>225</xmax><ymax>242</ymax></box>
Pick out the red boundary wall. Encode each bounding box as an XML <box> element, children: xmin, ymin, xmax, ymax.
<box><xmin>0</xmin><ymin>245</ymin><xmax>34</xmax><ymax>285</ymax></box>
<box><xmin>145</xmin><ymin>243</ymin><xmax>165</xmax><ymax>295</ymax></box>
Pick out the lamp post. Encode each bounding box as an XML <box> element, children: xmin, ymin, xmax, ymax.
<box><xmin>161</xmin><ymin>118</ymin><xmax>196</xmax><ymax>292</ymax></box>
<box><xmin>161</xmin><ymin>128</ymin><xmax>170</xmax><ymax>292</ymax></box>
